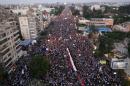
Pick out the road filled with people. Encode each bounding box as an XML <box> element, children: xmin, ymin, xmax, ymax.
<box><xmin>44</xmin><ymin>7</ymin><xmax>122</xmax><ymax>86</ymax></box>
<box><xmin>9</xmin><ymin>7</ymin><xmax>122</xmax><ymax>86</ymax></box>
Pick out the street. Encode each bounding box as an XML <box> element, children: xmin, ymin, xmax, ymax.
<box><xmin>44</xmin><ymin>7</ymin><xmax>121</xmax><ymax>86</ymax></box>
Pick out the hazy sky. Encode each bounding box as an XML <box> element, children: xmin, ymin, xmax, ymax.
<box><xmin>0</xmin><ymin>0</ymin><xmax>130</xmax><ymax>4</ymax></box>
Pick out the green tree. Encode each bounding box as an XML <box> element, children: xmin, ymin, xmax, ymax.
<box><xmin>83</xmin><ymin>5</ymin><xmax>92</xmax><ymax>19</ymax></box>
<box><xmin>83</xmin><ymin>5</ymin><xmax>105</xmax><ymax>19</ymax></box>
<box><xmin>98</xmin><ymin>36</ymin><xmax>114</xmax><ymax>55</ymax></box>
<box><xmin>38</xmin><ymin>31</ymin><xmax>48</xmax><ymax>41</ymax></box>
<box><xmin>51</xmin><ymin>5</ymin><xmax>65</xmax><ymax>15</ymax></box>
<box><xmin>119</xmin><ymin>5</ymin><xmax>130</xmax><ymax>14</ymax></box>
<box><xmin>29</xmin><ymin>55</ymin><xmax>50</xmax><ymax>79</ymax></box>
<box><xmin>0</xmin><ymin>64</ymin><xmax>8</xmax><ymax>86</ymax></box>
<box><xmin>98</xmin><ymin>31</ymin><xmax>130</xmax><ymax>56</ymax></box>
<box><xmin>70</xmin><ymin>6</ymin><xmax>80</xmax><ymax>16</ymax></box>
<box><xmin>39</xmin><ymin>31</ymin><xmax>48</xmax><ymax>36</ymax></box>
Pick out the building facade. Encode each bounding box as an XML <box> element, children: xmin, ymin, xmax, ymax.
<box><xmin>19</xmin><ymin>15</ymin><xmax>38</xmax><ymax>40</ymax></box>
<box><xmin>113</xmin><ymin>25</ymin><xmax>130</xmax><ymax>32</ymax></box>
<box><xmin>0</xmin><ymin>20</ymin><xmax>23</xmax><ymax>73</ymax></box>
<box><xmin>0</xmin><ymin>7</ymin><xmax>23</xmax><ymax>73</ymax></box>
<box><xmin>78</xmin><ymin>18</ymin><xmax>114</xmax><ymax>27</ymax></box>
<box><xmin>90</xmin><ymin>18</ymin><xmax>114</xmax><ymax>27</ymax></box>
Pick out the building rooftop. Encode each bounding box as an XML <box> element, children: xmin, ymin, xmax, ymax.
<box><xmin>19</xmin><ymin>39</ymin><xmax>32</xmax><ymax>46</ymax></box>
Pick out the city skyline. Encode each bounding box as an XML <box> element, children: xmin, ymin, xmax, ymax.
<box><xmin>0</xmin><ymin>0</ymin><xmax>130</xmax><ymax>4</ymax></box>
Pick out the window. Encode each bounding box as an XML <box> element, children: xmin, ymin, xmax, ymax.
<box><xmin>0</xmin><ymin>44</ymin><xmax>8</xmax><ymax>51</ymax></box>
<box><xmin>5</xmin><ymin>57</ymin><xmax>12</xmax><ymax>66</ymax></box>
<box><xmin>0</xmin><ymin>38</ymin><xmax>8</xmax><ymax>45</ymax></box>
<box><xmin>0</xmin><ymin>33</ymin><xmax>6</xmax><ymax>38</ymax></box>
<box><xmin>1</xmin><ymin>48</ymin><xmax>10</xmax><ymax>56</ymax></box>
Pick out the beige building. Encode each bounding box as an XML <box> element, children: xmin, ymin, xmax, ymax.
<box><xmin>113</xmin><ymin>25</ymin><xmax>129</xmax><ymax>32</ymax></box>
<box><xmin>78</xmin><ymin>18</ymin><xmax>114</xmax><ymax>27</ymax></box>
<box><xmin>113</xmin><ymin>22</ymin><xmax>130</xmax><ymax>32</ymax></box>
<box><xmin>122</xmin><ymin>22</ymin><xmax>130</xmax><ymax>32</ymax></box>
<box><xmin>0</xmin><ymin>7</ymin><xmax>23</xmax><ymax>73</ymax></box>
<box><xmin>0</xmin><ymin>22</ymin><xmax>23</xmax><ymax>72</ymax></box>
<box><xmin>90</xmin><ymin>18</ymin><xmax>114</xmax><ymax>27</ymax></box>
<box><xmin>14</xmin><ymin>7</ymin><xmax>51</xmax><ymax>39</ymax></box>
<box><xmin>19</xmin><ymin>15</ymin><xmax>38</xmax><ymax>40</ymax></box>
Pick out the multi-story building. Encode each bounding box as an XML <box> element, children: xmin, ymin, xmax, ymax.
<box><xmin>12</xmin><ymin>6</ymin><xmax>52</xmax><ymax>40</ymax></box>
<box><xmin>78</xmin><ymin>18</ymin><xmax>114</xmax><ymax>27</ymax></box>
<box><xmin>0</xmin><ymin>20</ymin><xmax>22</xmax><ymax>72</ymax></box>
<box><xmin>0</xmin><ymin>7</ymin><xmax>23</xmax><ymax>72</ymax></box>
<box><xmin>113</xmin><ymin>22</ymin><xmax>130</xmax><ymax>32</ymax></box>
<box><xmin>19</xmin><ymin>16</ymin><xmax>30</xmax><ymax>39</ymax></box>
<box><xmin>90</xmin><ymin>18</ymin><xmax>114</xmax><ymax>27</ymax></box>
<box><xmin>19</xmin><ymin>7</ymin><xmax>52</xmax><ymax>40</ymax></box>
<box><xmin>122</xmin><ymin>22</ymin><xmax>130</xmax><ymax>31</ymax></box>
<box><xmin>113</xmin><ymin>25</ymin><xmax>129</xmax><ymax>32</ymax></box>
<box><xmin>19</xmin><ymin>15</ymin><xmax>38</xmax><ymax>40</ymax></box>
<box><xmin>11</xmin><ymin>7</ymin><xmax>29</xmax><ymax>15</ymax></box>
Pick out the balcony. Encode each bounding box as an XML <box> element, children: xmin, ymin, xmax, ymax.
<box><xmin>1</xmin><ymin>48</ymin><xmax>10</xmax><ymax>56</ymax></box>
<box><xmin>0</xmin><ymin>38</ymin><xmax>8</xmax><ymax>45</ymax></box>
<box><xmin>0</xmin><ymin>43</ymin><xmax>8</xmax><ymax>51</ymax></box>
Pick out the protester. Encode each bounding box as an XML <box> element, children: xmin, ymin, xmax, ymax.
<box><xmin>9</xmin><ymin>7</ymin><xmax>121</xmax><ymax>86</ymax></box>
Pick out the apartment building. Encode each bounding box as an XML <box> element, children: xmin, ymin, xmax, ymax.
<box><xmin>0</xmin><ymin>7</ymin><xmax>23</xmax><ymax>72</ymax></box>
<box><xmin>122</xmin><ymin>22</ymin><xmax>130</xmax><ymax>31</ymax></box>
<box><xmin>0</xmin><ymin>23</ymin><xmax>22</xmax><ymax>72</ymax></box>
<box><xmin>12</xmin><ymin>6</ymin><xmax>52</xmax><ymax>40</ymax></box>
<box><xmin>90</xmin><ymin>18</ymin><xmax>114</xmax><ymax>27</ymax></box>
<box><xmin>18</xmin><ymin>8</ymin><xmax>42</xmax><ymax>40</ymax></box>
<box><xmin>113</xmin><ymin>22</ymin><xmax>130</xmax><ymax>32</ymax></box>
<box><xmin>78</xmin><ymin>17</ymin><xmax>114</xmax><ymax>27</ymax></box>
<box><xmin>19</xmin><ymin>15</ymin><xmax>38</xmax><ymax>40</ymax></box>
<box><xmin>113</xmin><ymin>25</ymin><xmax>129</xmax><ymax>32</ymax></box>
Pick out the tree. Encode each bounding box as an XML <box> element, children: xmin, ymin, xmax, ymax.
<box><xmin>38</xmin><ymin>30</ymin><xmax>49</xmax><ymax>41</ymax></box>
<box><xmin>29</xmin><ymin>55</ymin><xmax>50</xmax><ymax>79</ymax></box>
<box><xmin>51</xmin><ymin>5</ymin><xmax>65</xmax><ymax>15</ymax></box>
<box><xmin>83</xmin><ymin>5</ymin><xmax>105</xmax><ymax>19</ymax></box>
<box><xmin>98</xmin><ymin>36</ymin><xmax>114</xmax><ymax>55</ymax></box>
<box><xmin>83</xmin><ymin>5</ymin><xmax>92</xmax><ymax>19</ymax></box>
<box><xmin>0</xmin><ymin>64</ymin><xmax>8</xmax><ymax>86</ymax></box>
<box><xmin>70</xmin><ymin>6</ymin><xmax>80</xmax><ymax>16</ymax></box>
<box><xmin>29</xmin><ymin>79</ymin><xmax>46</xmax><ymax>86</ymax></box>
<box><xmin>98</xmin><ymin>31</ymin><xmax>130</xmax><ymax>56</ymax></box>
<box><xmin>119</xmin><ymin>5</ymin><xmax>130</xmax><ymax>14</ymax></box>
<box><xmin>39</xmin><ymin>31</ymin><xmax>48</xmax><ymax>36</ymax></box>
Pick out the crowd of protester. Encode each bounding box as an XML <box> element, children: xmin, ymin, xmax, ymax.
<box><xmin>9</xmin><ymin>43</ymin><xmax>47</xmax><ymax>86</ymax></box>
<box><xmin>44</xmin><ymin>8</ymin><xmax>122</xmax><ymax>86</ymax></box>
<box><xmin>9</xmin><ymin>7</ymin><xmax>122</xmax><ymax>86</ymax></box>
<box><xmin>9</xmin><ymin>56</ymin><xmax>31</xmax><ymax>86</ymax></box>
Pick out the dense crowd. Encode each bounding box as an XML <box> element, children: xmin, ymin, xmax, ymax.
<box><xmin>9</xmin><ymin>56</ymin><xmax>31</xmax><ymax>86</ymax></box>
<box><xmin>45</xmin><ymin>7</ymin><xmax>122</xmax><ymax>86</ymax></box>
<box><xmin>9</xmin><ymin>43</ymin><xmax>46</xmax><ymax>86</ymax></box>
<box><xmin>9</xmin><ymin>7</ymin><xmax>122</xmax><ymax>86</ymax></box>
